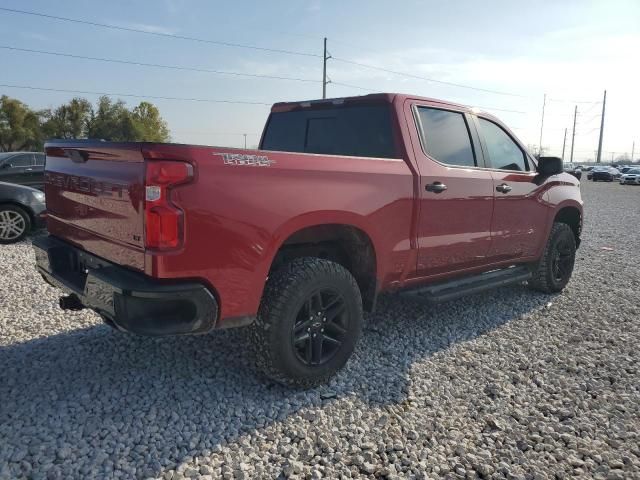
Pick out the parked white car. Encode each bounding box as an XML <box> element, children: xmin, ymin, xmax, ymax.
<box><xmin>619</xmin><ymin>167</ymin><xmax>640</xmax><ymax>185</ymax></box>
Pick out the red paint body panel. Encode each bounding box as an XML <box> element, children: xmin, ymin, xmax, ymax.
<box><xmin>43</xmin><ymin>93</ymin><xmax>583</xmax><ymax>327</ymax></box>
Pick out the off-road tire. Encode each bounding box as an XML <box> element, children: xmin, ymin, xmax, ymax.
<box><xmin>0</xmin><ymin>205</ymin><xmax>31</xmax><ymax>244</ymax></box>
<box><xmin>528</xmin><ymin>222</ymin><xmax>576</xmax><ymax>293</ymax></box>
<box><xmin>249</xmin><ymin>257</ymin><xmax>363</xmax><ymax>388</ymax></box>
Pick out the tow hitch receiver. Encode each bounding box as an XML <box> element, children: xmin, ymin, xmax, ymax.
<box><xmin>59</xmin><ymin>294</ymin><xmax>84</xmax><ymax>311</ymax></box>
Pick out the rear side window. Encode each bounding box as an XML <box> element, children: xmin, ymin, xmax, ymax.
<box><xmin>478</xmin><ymin>118</ymin><xmax>528</xmax><ymax>171</ymax></box>
<box><xmin>34</xmin><ymin>153</ymin><xmax>45</xmax><ymax>166</ymax></box>
<box><xmin>261</xmin><ymin>105</ymin><xmax>396</xmax><ymax>158</ymax></box>
<box><xmin>416</xmin><ymin>107</ymin><xmax>476</xmax><ymax>167</ymax></box>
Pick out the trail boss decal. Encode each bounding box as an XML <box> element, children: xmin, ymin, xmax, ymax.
<box><xmin>217</xmin><ymin>153</ymin><xmax>275</xmax><ymax>167</ymax></box>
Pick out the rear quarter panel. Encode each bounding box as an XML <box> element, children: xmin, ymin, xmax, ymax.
<box><xmin>144</xmin><ymin>145</ymin><xmax>415</xmax><ymax>322</ymax></box>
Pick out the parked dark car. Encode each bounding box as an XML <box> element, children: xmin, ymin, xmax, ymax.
<box><xmin>0</xmin><ymin>152</ymin><xmax>46</xmax><ymax>189</ymax></box>
<box><xmin>565</xmin><ymin>167</ymin><xmax>582</xmax><ymax>180</ymax></box>
<box><xmin>0</xmin><ymin>181</ymin><xmax>46</xmax><ymax>244</ymax></box>
<box><xmin>591</xmin><ymin>166</ymin><xmax>620</xmax><ymax>182</ymax></box>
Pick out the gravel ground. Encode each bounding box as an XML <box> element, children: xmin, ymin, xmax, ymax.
<box><xmin>1</xmin><ymin>180</ymin><xmax>639</xmax><ymax>480</ymax></box>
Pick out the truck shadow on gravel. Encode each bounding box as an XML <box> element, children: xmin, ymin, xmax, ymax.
<box><xmin>0</xmin><ymin>285</ymin><xmax>553</xmax><ymax>478</ymax></box>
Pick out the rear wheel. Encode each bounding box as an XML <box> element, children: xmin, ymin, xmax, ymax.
<box><xmin>0</xmin><ymin>205</ymin><xmax>30</xmax><ymax>244</ymax></box>
<box><xmin>250</xmin><ymin>257</ymin><xmax>363</xmax><ymax>388</ymax></box>
<box><xmin>529</xmin><ymin>223</ymin><xmax>576</xmax><ymax>293</ymax></box>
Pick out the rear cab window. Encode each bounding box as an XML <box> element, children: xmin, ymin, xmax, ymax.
<box><xmin>261</xmin><ymin>104</ymin><xmax>396</xmax><ymax>158</ymax></box>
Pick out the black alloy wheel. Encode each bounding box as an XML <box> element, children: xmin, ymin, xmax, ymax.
<box><xmin>291</xmin><ymin>288</ymin><xmax>348</xmax><ymax>366</ymax></box>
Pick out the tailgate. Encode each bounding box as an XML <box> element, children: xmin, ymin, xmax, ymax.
<box><xmin>44</xmin><ymin>142</ymin><xmax>146</xmax><ymax>271</ymax></box>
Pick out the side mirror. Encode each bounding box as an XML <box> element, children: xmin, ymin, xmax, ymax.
<box><xmin>537</xmin><ymin>156</ymin><xmax>563</xmax><ymax>176</ymax></box>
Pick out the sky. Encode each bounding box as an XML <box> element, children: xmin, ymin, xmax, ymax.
<box><xmin>1</xmin><ymin>0</ymin><xmax>638</xmax><ymax>162</ymax></box>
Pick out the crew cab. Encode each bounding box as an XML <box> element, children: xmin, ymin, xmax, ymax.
<box><xmin>33</xmin><ymin>93</ymin><xmax>583</xmax><ymax>386</ymax></box>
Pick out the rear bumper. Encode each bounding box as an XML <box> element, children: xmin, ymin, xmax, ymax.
<box><xmin>33</xmin><ymin>235</ymin><xmax>218</xmax><ymax>336</ymax></box>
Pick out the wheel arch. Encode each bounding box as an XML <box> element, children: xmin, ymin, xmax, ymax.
<box><xmin>553</xmin><ymin>203</ymin><xmax>582</xmax><ymax>248</ymax></box>
<box><xmin>267</xmin><ymin>216</ymin><xmax>379</xmax><ymax>312</ymax></box>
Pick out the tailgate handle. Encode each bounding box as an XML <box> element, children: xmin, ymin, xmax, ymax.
<box><xmin>65</xmin><ymin>149</ymin><xmax>90</xmax><ymax>163</ymax></box>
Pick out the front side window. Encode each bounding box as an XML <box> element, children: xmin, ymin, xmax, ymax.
<box><xmin>478</xmin><ymin>118</ymin><xmax>528</xmax><ymax>171</ymax></box>
<box><xmin>34</xmin><ymin>154</ymin><xmax>45</xmax><ymax>166</ymax></box>
<box><xmin>416</xmin><ymin>107</ymin><xmax>476</xmax><ymax>167</ymax></box>
<box><xmin>5</xmin><ymin>154</ymin><xmax>32</xmax><ymax>168</ymax></box>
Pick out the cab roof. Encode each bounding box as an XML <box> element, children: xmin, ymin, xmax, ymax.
<box><xmin>271</xmin><ymin>93</ymin><xmax>491</xmax><ymax>117</ymax></box>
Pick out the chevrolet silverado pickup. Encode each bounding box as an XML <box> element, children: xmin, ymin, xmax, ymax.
<box><xmin>34</xmin><ymin>93</ymin><xmax>583</xmax><ymax>387</ymax></box>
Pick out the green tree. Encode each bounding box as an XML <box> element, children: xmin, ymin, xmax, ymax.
<box><xmin>131</xmin><ymin>101</ymin><xmax>170</xmax><ymax>142</ymax></box>
<box><xmin>42</xmin><ymin>97</ymin><xmax>92</xmax><ymax>139</ymax></box>
<box><xmin>0</xmin><ymin>95</ymin><xmax>43</xmax><ymax>151</ymax></box>
<box><xmin>87</xmin><ymin>96</ymin><xmax>138</xmax><ymax>141</ymax></box>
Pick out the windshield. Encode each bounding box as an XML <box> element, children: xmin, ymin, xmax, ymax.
<box><xmin>627</xmin><ymin>168</ymin><xmax>640</xmax><ymax>174</ymax></box>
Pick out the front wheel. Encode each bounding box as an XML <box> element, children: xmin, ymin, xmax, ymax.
<box><xmin>250</xmin><ymin>257</ymin><xmax>363</xmax><ymax>388</ymax></box>
<box><xmin>529</xmin><ymin>223</ymin><xmax>577</xmax><ymax>293</ymax></box>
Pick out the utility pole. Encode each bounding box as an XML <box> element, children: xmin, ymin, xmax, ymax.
<box><xmin>596</xmin><ymin>89</ymin><xmax>607</xmax><ymax>163</ymax></box>
<box><xmin>611</xmin><ymin>152</ymin><xmax>614</xmax><ymax>163</ymax></box>
<box><xmin>570</xmin><ymin>105</ymin><xmax>578</xmax><ymax>164</ymax></box>
<box><xmin>322</xmin><ymin>37</ymin><xmax>331</xmax><ymax>99</ymax></box>
<box><xmin>243</xmin><ymin>134</ymin><xmax>247</xmax><ymax>149</ymax></box>
<box><xmin>631</xmin><ymin>141</ymin><xmax>635</xmax><ymax>162</ymax></box>
<box><xmin>538</xmin><ymin>93</ymin><xmax>546</xmax><ymax>156</ymax></box>
<box><xmin>561</xmin><ymin>128</ymin><xmax>567</xmax><ymax>161</ymax></box>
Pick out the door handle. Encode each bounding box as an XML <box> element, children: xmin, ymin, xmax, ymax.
<box><xmin>425</xmin><ymin>181</ymin><xmax>447</xmax><ymax>193</ymax></box>
<box><xmin>496</xmin><ymin>183</ymin><xmax>512</xmax><ymax>193</ymax></box>
<box><xmin>25</xmin><ymin>168</ymin><xmax>33</xmax><ymax>171</ymax></box>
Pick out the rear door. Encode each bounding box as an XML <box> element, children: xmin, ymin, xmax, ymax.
<box><xmin>404</xmin><ymin>100</ymin><xmax>495</xmax><ymax>277</ymax></box>
<box><xmin>29</xmin><ymin>153</ymin><xmax>46</xmax><ymax>188</ymax></box>
<box><xmin>473</xmin><ymin>116</ymin><xmax>548</xmax><ymax>260</ymax></box>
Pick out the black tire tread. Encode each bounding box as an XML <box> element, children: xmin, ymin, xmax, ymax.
<box><xmin>249</xmin><ymin>257</ymin><xmax>362</xmax><ymax>388</ymax></box>
<box><xmin>528</xmin><ymin>222</ymin><xmax>576</xmax><ymax>293</ymax></box>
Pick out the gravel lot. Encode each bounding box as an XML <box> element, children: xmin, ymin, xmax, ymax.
<box><xmin>1</xmin><ymin>180</ymin><xmax>639</xmax><ymax>480</ymax></box>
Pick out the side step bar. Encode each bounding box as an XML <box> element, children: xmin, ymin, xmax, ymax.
<box><xmin>401</xmin><ymin>265</ymin><xmax>532</xmax><ymax>303</ymax></box>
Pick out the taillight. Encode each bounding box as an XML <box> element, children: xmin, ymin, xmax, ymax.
<box><xmin>144</xmin><ymin>161</ymin><xmax>193</xmax><ymax>249</ymax></box>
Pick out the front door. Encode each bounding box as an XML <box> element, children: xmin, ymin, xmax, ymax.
<box><xmin>474</xmin><ymin>117</ymin><xmax>548</xmax><ymax>260</ymax></box>
<box><xmin>0</xmin><ymin>153</ymin><xmax>33</xmax><ymax>185</ymax></box>
<box><xmin>405</xmin><ymin>100</ymin><xmax>495</xmax><ymax>277</ymax></box>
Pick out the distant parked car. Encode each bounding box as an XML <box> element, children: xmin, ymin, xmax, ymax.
<box><xmin>565</xmin><ymin>167</ymin><xmax>582</xmax><ymax>180</ymax></box>
<box><xmin>0</xmin><ymin>181</ymin><xmax>46</xmax><ymax>244</ymax></box>
<box><xmin>591</xmin><ymin>166</ymin><xmax>621</xmax><ymax>182</ymax></box>
<box><xmin>618</xmin><ymin>166</ymin><xmax>634</xmax><ymax>175</ymax></box>
<box><xmin>0</xmin><ymin>152</ymin><xmax>46</xmax><ymax>189</ymax></box>
<box><xmin>619</xmin><ymin>168</ymin><xmax>640</xmax><ymax>185</ymax></box>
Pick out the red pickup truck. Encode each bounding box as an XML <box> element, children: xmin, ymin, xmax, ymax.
<box><xmin>34</xmin><ymin>93</ymin><xmax>582</xmax><ymax>386</ymax></box>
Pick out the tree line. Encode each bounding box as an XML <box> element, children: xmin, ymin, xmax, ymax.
<box><xmin>0</xmin><ymin>95</ymin><xmax>170</xmax><ymax>152</ymax></box>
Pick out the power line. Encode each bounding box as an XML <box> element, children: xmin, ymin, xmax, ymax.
<box><xmin>0</xmin><ymin>83</ymin><xmax>272</xmax><ymax>105</ymax></box>
<box><xmin>547</xmin><ymin>97</ymin><xmax>601</xmax><ymax>105</ymax></box>
<box><xmin>331</xmin><ymin>57</ymin><xmax>529</xmax><ymax>98</ymax></box>
<box><xmin>0</xmin><ymin>7</ymin><xmax>320</xmax><ymax>58</ymax></box>
<box><xmin>0</xmin><ymin>45</ymin><xmax>320</xmax><ymax>84</ymax></box>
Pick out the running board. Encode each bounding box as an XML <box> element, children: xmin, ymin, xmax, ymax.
<box><xmin>401</xmin><ymin>265</ymin><xmax>532</xmax><ymax>303</ymax></box>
